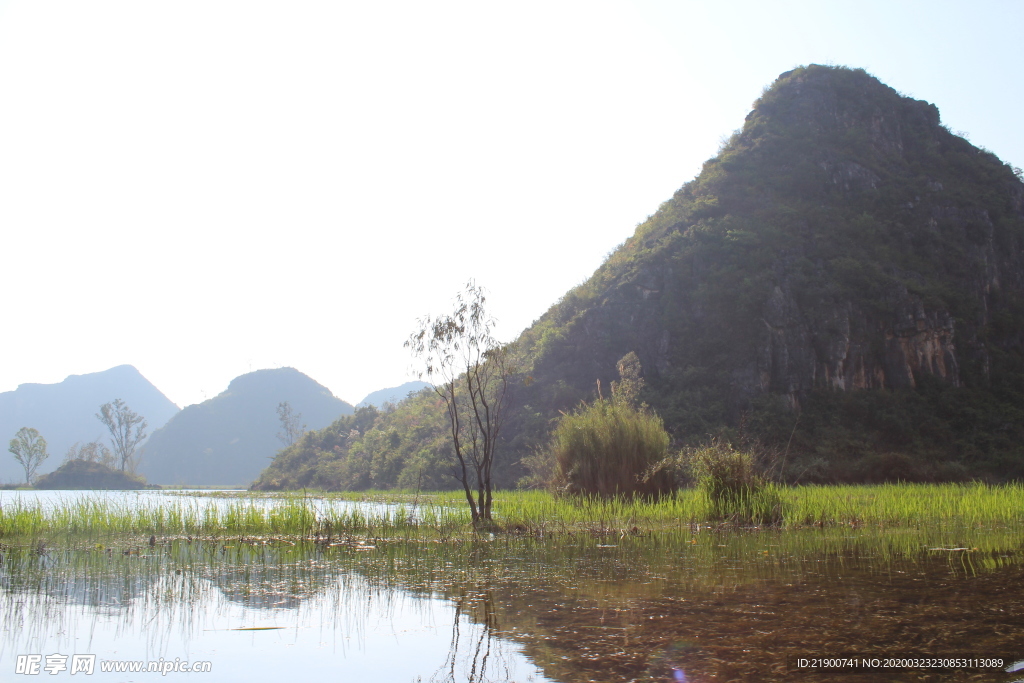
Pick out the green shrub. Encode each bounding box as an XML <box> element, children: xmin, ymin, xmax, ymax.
<box><xmin>550</xmin><ymin>397</ymin><xmax>672</xmax><ymax>498</ymax></box>
<box><xmin>686</xmin><ymin>441</ymin><xmax>783</xmax><ymax>524</ymax></box>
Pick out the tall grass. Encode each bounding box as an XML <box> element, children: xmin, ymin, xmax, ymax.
<box><xmin>684</xmin><ymin>441</ymin><xmax>783</xmax><ymax>524</ymax></box>
<box><xmin>550</xmin><ymin>397</ymin><xmax>672</xmax><ymax>497</ymax></box>
<box><xmin>0</xmin><ymin>494</ymin><xmax>469</xmax><ymax>543</ymax></box>
<box><xmin>493</xmin><ymin>483</ymin><xmax>1024</xmax><ymax>532</ymax></box>
<box><xmin>1</xmin><ymin>483</ymin><xmax>1022</xmax><ymax>544</ymax></box>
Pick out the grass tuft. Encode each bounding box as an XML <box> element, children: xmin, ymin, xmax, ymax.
<box><xmin>550</xmin><ymin>398</ymin><xmax>672</xmax><ymax>498</ymax></box>
<box><xmin>685</xmin><ymin>441</ymin><xmax>783</xmax><ymax>524</ymax></box>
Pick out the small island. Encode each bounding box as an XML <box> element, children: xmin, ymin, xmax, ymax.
<box><xmin>33</xmin><ymin>459</ymin><xmax>149</xmax><ymax>490</ymax></box>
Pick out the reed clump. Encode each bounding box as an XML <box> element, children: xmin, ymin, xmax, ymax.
<box><xmin>685</xmin><ymin>441</ymin><xmax>784</xmax><ymax>525</ymax></box>
<box><xmin>547</xmin><ymin>354</ymin><xmax>674</xmax><ymax>498</ymax></box>
<box><xmin>551</xmin><ymin>361</ymin><xmax>676</xmax><ymax>501</ymax></box>
<box><xmin>549</xmin><ymin>397</ymin><xmax>673</xmax><ymax>497</ymax></box>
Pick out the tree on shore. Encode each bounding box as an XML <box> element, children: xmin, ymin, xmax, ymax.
<box><xmin>97</xmin><ymin>399</ymin><xmax>148</xmax><ymax>472</ymax></box>
<box><xmin>406</xmin><ymin>280</ymin><xmax>517</xmax><ymax>525</ymax></box>
<box><xmin>8</xmin><ymin>427</ymin><xmax>49</xmax><ymax>484</ymax></box>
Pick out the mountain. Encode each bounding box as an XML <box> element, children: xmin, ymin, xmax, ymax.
<box><xmin>138</xmin><ymin>367</ymin><xmax>353</xmax><ymax>486</ymax></box>
<box><xmin>513</xmin><ymin>65</ymin><xmax>1024</xmax><ymax>481</ymax></box>
<box><xmin>356</xmin><ymin>381</ymin><xmax>432</xmax><ymax>408</ymax></box>
<box><xmin>254</xmin><ymin>65</ymin><xmax>1024</xmax><ymax>490</ymax></box>
<box><xmin>0</xmin><ymin>365</ymin><xmax>179</xmax><ymax>484</ymax></box>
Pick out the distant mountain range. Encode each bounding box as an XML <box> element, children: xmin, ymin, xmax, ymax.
<box><xmin>0</xmin><ymin>365</ymin><xmax>179</xmax><ymax>483</ymax></box>
<box><xmin>357</xmin><ymin>381</ymin><xmax>431</xmax><ymax>408</ymax></box>
<box><xmin>138</xmin><ymin>367</ymin><xmax>354</xmax><ymax>486</ymax></box>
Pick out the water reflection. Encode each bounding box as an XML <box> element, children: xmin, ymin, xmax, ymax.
<box><xmin>1</xmin><ymin>529</ymin><xmax>1023</xmax><ymax>682</ymax></box>
<box><xmin>0</xmin><ymin>541</ymin><xmax>548</xmax><ymax>682</ymax></box>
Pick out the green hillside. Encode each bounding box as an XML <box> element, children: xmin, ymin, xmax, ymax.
<box><xmin>254</xmin><ymin>65</ymin><xmax>1024</xmax><ymax>491</ymax></box>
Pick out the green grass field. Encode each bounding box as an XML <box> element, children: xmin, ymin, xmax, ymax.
<box><xmin>1</xmin><ymin>483</ymin><xmax>1022</xmax><ymax>544</ymax></box>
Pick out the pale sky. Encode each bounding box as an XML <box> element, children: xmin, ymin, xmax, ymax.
<box><xmin>1</xmin><ymin>0</ymin><xmax>1021</xmax><ymax>408</ymax></box>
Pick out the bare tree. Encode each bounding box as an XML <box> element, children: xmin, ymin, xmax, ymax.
<box><xmin>406</xmin><ymin>280</ymin><xmax>517</xmax><ymax>526</ymax></box>
<box><xmin>8</xmin><ymin>427</ymin><xmax>49</xmax><ymax>484</ymax></box>
<box><xmin>97</xmin><ymin>399</ymin><xmax>148</xmax><ymax>471</ymax></box>
<box><xmin>276</xmin><ymin>401</ymin><xmax>306</xmax><ymax>447</ymax></box>
<box><xmin>64</xmin><ymin>439</ymin><xmax>115</xmax><ymax>469</ymax></box>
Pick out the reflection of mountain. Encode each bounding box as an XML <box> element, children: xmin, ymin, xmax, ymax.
<box><xmin>0</xmin><ymin>365</ymin><xmax>179</xmax><ymax>483</ymax></box>
<box><xmin>0</xmin><ymin>550</ymin><xmax>157</xmax><ymax>614</ymax></box>
<box><xmin>47</xmin><ymin>570</ymin><xmax>155</xmax><ymax>613</ymax></box>
<box><xmin>5</xmin><ymin>532</ymin><xmax>1022</xmax><ymax>682</ymax></box>
<box><xmin>139</xmin><ymin>368</ymin><xmax>354</xmax><ymax>486</ymax></box>
<box><xmin>0</xmin><ymin>539</ymin><xmax>539</xmax><ymax>683</ymax></box>
<box><xmin>207</xmin><ymin>564</ymin><xmax>323</xmax><ymax>610</ymax></box>
<box><xmin>340</xmin><ymin>534</ymin><xmax>1024</xmax><ymax>683</ymax></box>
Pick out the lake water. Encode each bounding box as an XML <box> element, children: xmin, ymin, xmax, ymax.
<box><xmin>1</xmin><ymin>492</ymin><xmax>1023</xmax><ymax>682</ymax></box>
<box><xmin>0</xmin><ymin>489</ymin><xmax>417</xmax><ymax>518</ymax></box>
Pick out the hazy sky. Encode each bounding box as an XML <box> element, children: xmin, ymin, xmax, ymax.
<box><xmin>1</xmin><ymin>0</ymin><xmax>1021</xmax><ymax>408</ymax></box>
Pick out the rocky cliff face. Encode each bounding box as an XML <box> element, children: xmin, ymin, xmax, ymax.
<box><xmin>759</xmin><ymin>281</ymin><xmax>959</xmax><ymax>402</ymax></box>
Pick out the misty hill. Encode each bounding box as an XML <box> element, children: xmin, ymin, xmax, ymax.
<box><xmin>139</xmin><ymin>368</ymin><xmax>353</xmax><ymax>486</ymax></box>
<box><xmin>255</xmin><ymin>65</ymin><xmax>1024</xmax><ymax>490</ymax></box>
<box><xmin>0</xmin><ymin>365</ymin><xmax>179</xmax><ymax>484</ymax></box>
<box><xmin>356</xmin><ymin>381</ymin><xmax>432</xmax><ymax>408</ymax></box>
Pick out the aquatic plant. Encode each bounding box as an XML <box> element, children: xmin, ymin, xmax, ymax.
<box><xmin>549</xmin><ymin>356</ymin><xmax>673</xmax><ymax>498</ymax></box>
<box><xmin>549</xmin><ymin>397</ymin><xmax>672</xmax><ymax>498</ymax></box>
<box><xmin>0</xmin><ymin>493</ymin><xmax>467</xmax><ymax>544</ymax></box>
<box><xmin>2</xmin><ymin>481</ymin><xmax>1023</xmax><ymax>546</ymax></box>
<box><xmin>683</xmin><ymin>440</ymin><xmax>783</xmax><ymax>524</ymax></box>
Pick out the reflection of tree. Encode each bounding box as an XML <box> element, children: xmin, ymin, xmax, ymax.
<box><xmin>438</xmin><ymin>593</ymin><xmax>469</xmax><ymax>683</ymax></box>
<box><xmin>465</xmin><ymin>592</ymin><xmax>496</xmax><ymax>683</ymax></box>
<box><xmin>433</xmin><ymin>587</ymin><xmax>511</xmax><ymax>683</ymax></box>
<box><xmin>2</xmin><ymin>539</ymin><xmax>541</xmax><ymax>683</ymax></box>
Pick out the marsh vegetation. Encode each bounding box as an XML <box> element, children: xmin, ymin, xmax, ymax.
<box><xmin>3</xmin><ymin>483</ymin><xmax>1023</xmax><ymax>545</ymax></box>
<box><xmin>1</xmin><ymin>489</ymin><xmax>1022</xmax><ymax>682</ymax></box>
